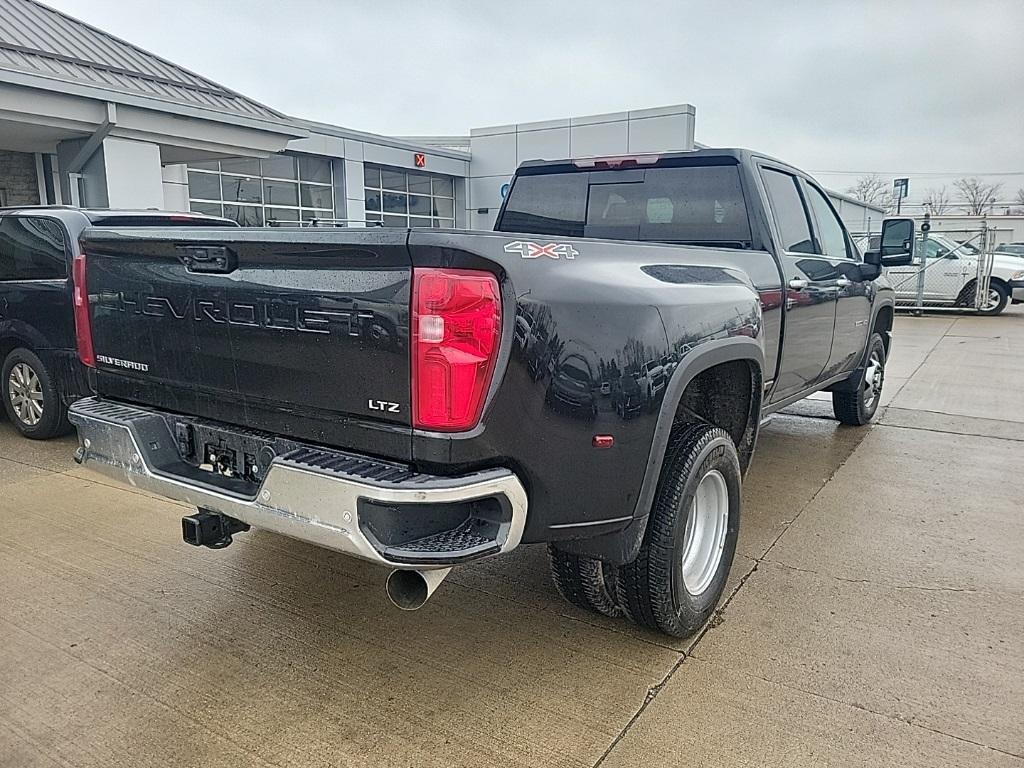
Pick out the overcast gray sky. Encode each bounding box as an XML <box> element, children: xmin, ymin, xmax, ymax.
<box><xmin>45</xmin><ymin>0</ymin><xmax>1024</xmax><ymax>206</ymax></box>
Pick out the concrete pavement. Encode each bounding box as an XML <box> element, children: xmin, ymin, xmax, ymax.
<box><xmin>1</xmin><ymin>309</ymin><xmax>1022</xmax><ymax>767</ymax></box>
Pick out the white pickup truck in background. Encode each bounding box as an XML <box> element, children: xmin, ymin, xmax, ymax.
<box><xmin>860</xmin><ymin>233</ymin><xmax>1024</xmax><ymax>315</ymax></box>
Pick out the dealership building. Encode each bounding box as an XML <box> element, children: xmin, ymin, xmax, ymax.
<box><xmin>0</xmin><ymin>0</ymin><xmax>883</xmax><ymax>234</ymax></box>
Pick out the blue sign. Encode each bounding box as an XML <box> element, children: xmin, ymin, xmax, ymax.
<box><xmin>500</xmin><ymin>182</ymin><xmax>510</xmax><ymax>199</ymax></box>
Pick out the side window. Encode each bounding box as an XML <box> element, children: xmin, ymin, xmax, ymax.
<box><xmin>0</xmin><ymin>217</ymin><xmax>68</xmax><ymax>281</ymax></box>
<box><xmin>805</xmin><ymin>185</ymin><xmax>851</xmax><ymax>259</ymax></box>
<box><xmin>760</xmin><ymin>169</ymin><xmax>815</xmax><ymax>254</ymax></box>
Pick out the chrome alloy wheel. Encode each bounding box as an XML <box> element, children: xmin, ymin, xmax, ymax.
<box><xmin>863</xmin><ymin>347</ymin><xmax>885</xmax><ymax>411</ymax></box>
<box><xmin>8</xmin><ymin>362</ymin><xmax>44</xmax><ymax>426</ymax></box>
<box><xmin>980</xmin><ymin>288</ymin><xmax>1002</xmax><ymax>312</ymax></box>
<box><xmin>680</xmin><ymin>469</ymin><xmax>730</xmax><ymax>596</ymax></box>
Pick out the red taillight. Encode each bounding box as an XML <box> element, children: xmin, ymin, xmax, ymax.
<box><xmin>412</xmin><ymin>268</ymin><xmax>501</xmax><ymax>432</ymax></box>
<box><xmin>72</xmin><ymin>253</ymin><xmax>95</xmax><ymax>368</ymax></box>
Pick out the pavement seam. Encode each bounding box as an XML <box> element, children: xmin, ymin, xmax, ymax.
<box><xmin>884</xmin><ymin>404</ymin><xmax>1024</xmax><ymax>426</ymax></box>
<box><xmin>684</xmin><ymin>657</ymin><xmax>1024</xmax><ymax>762</ymax></box>
<box><xmin>877</xmin><ymin>421</ymin><xmax>1024</xmax><ymax>444</ymax></box>
<box><xmin>761</xmin><ymin>558</ymin><xmax>1007</xmax><ymax>595</ymax></box>
<box><xmin>590</xmin><ymin>422</ymin><xmax>866</xmax><ymax>768</ymax></box>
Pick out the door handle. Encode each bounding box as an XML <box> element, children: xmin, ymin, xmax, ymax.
<box><xmin>788</xmin><ymin>279</ymin><xmax>808</xmax><ymax>291</ymax></box>
<box><xmin>835</xmin><ymin>277</ymin><xmax>852</xmax><ymax>288</ymax></box>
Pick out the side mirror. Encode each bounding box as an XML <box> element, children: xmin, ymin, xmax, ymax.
<box><xmin>877</xmin><ymin>218</ymin><xmax>916</xmax><ymax>266</ymax></box>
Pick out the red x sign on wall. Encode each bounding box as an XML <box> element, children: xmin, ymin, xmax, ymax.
<box><xmin>414</xmin><ymin>153</ymin><xmax>426</xmax><ymax>168</ymax></box>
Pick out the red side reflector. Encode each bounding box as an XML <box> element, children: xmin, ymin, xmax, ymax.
<box><xmin>592</xmin><ymin>435</ymin><xmax>614</xmax><ymax>449</ymax></box>
<box><xmin>412</xmin><ymin>268</ymin><xmax>501</xmax><ymax>432</ymax></box>
<box><xmin>72</xmin><ymin>253</ymin><xmax>95</xmax><ymax>368</ymax></box>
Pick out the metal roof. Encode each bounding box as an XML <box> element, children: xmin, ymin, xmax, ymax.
<box><xmin>0</xmin><ymin>0</ymin><xmax>286</xmax><ymax>122</ymax></box>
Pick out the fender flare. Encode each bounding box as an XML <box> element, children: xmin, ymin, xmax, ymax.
<box><xmin>559</xmin><ymin>337</ymin><xmax>764</xmax><ymax>565</ymax></box>
<box><xmin>633</xmin><ymin>337</ymin><xmax>764</xmax><ymax>517</ymax></box>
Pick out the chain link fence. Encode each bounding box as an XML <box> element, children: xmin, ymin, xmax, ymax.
<box><xmin>857</xmin><ymin>222</ymin><xmax>1005</xmax><ymax>314</ymax></box>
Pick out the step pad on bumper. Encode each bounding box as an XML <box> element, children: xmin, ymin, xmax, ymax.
<box><xmin>69</xmin><ymin>397</ymin><xmax>527</xmax><ymax>567</ymax></box>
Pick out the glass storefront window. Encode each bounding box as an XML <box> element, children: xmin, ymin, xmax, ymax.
<box><xmin>266</xmin><ymin>207</ymin><xmax>299</xmax><ymax>222</ymax></box>
<box><xmin>222</xmin><ymin>176</ymin><xmax>262</xmax><ymax>204</ymax></box>
<box><xmin>220</xmin><ymin>158</ymin><xmax>261</xmax><ymax>176</ymax></box>
<box><xmin>188</xmin><ymin>171</ymin><xmax>221</xmax><ymax>200</ymax></box>
<box><xmin>224</xmin><ymin>205</ymin><xmax>263</xmax><ymax>227</ymax></box>
<box><xmin>362</xmin><ymin>163</ymin><xmax>457</xmax><ymax>229</ymax></box>
<box><xmin>433</xmin><ymin>197</ymin><xmax>454</xmax><ymax>218</ymax></box>
<box><xmin>262</xmin><ymin>155</ymin><xmax>297</xmax><ymax>180</ymax></box>
<box><xmin>299</xmin><ymin>156</ymin><xmax>332</xmax><ymax>184</ymax></box>
<box><xmin>190</xmin><ymin>201</ymin><xmax>223</xmax><ymax>217</ymax></box>
<box><xmin>263</xmin><ymin>180</ymin><xmax>299</xmax><ymax>207</ymax></box>
<box><xmin>407</xmin><ymin>194</ymin><xmax>434</xmax><ymax>216</ymax></box>
<box><xmin>381</xmin><ymin>169</ymin><xmax>407</xmax><ymax>192</ymax></box>
<box><xmin>382</xmin><ymin>192</ymin><xmax>407</xmax><ymax>214</ymax></box>
<box><xmin>188</xmin><ymin>153</ymin><xmax>334</xmax><ymax>226</ymax></box>
<box><xmin>432</xmin><ymin>177</ymin><xmax>454</xmax><ymax>197</ymax></box>
<box><xmin>301</xmin><ymin>184</ymin><xmax>332</xmax><ymax>209</ymax></box>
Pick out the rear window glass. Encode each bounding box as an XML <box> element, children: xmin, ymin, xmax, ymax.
<box><xmin>0</xmin><ymin>216</ymin><xmax>67</xmax><ymax>280</ymax></box>
<box><xmin>498</xmin><ymin>163</ymin><xmax>752</xmax><ymax>247</ymax></box>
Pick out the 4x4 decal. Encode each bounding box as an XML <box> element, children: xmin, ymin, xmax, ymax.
<box><xmin>504</xmin><ymin>240</ymin><xmax>579</xmax><ymax>260</ymax></box>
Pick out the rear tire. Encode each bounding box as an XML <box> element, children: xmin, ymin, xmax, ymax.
<box><xmin>2</xmin><ymin>347</ymin><xmax>71</xmax><ymax>440</ymax></box>
<box><xmin>548</xmin><ymin>546</ymin><xmax>622</xmax><ymax>618</ymax></box>
<box><xmin>617</xmin><ymin>423</ymin><xmax>741</xmax><ymax>638</ymax></box>
<box><xmin>832</xmin><ymin>333</ymin><xmax>885</xmax><ymax>426</ymax></box>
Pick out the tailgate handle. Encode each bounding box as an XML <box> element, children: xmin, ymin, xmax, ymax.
<box><xmin>176</xmin><ymin>245</ymin><xmax>237</xmax><ymax>274</ymax></box>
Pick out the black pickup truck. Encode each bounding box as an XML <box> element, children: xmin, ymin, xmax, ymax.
<box><xmin>68</xmin><ymin>150</ymin><xmax>916</xmax><ymax>637</ymax></box>
<box><xmin>0</xmin><ymin>207</ymin><xmax>236</xmax><ymax>440</ymax></box>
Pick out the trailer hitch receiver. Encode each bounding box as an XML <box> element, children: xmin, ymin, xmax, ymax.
<box><xmin>182</xmin><ymin>509</ymin><xmax>250</xmax><ymax>549</ymax></box>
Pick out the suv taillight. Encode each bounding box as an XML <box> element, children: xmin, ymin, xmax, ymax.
<box><xmin>412</xmin><ymin>268</ymin><xmax>501</xmax><ymax>432</ymax></box>
<box><xmin>72</xmin><ymin>253</ymin><xmax>95</xmax><ymax>368</ymax></box>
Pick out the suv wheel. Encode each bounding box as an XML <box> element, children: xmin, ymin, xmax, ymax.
<box><xmin>548</xmin><ymin>546</ymin><xmax>622</xmax><ymax>618</ymax></box>
<box><xmin>617</xmin><ymin>423</ymin><xmax>740</xmax><ymax>638</ymax></box>
<box><xmin>832</xmin><ymin>332</ymin><xmax>885</xmax><ymax>426</ymax></box>
<box><xmin>2</xmin><ymin>348</ymin><xmax>71</xmax><ymax>440</ymax></box>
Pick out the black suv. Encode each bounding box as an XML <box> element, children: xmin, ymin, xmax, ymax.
<box><xmin>0</xmin><ymin>207</ymin><xmax>237</xmax><ymax>439</ymax></box>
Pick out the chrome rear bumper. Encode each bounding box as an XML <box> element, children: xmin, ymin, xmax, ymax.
<box><xmin>68</xmin><ymin>398</ymin><xmax>527</xmax><ymax>568</ymax></box>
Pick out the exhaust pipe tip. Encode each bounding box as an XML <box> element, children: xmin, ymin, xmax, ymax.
<box><xmin>385</xmin><ymin>567</ymin><xmax>451</xmax><ymax>611</ymax></box>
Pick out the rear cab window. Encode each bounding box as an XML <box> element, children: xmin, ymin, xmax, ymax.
<box><xmin>0</xmin><ymin>216</ymin><xmax>68</xmax><ymax>281</ymax></box>
<box><xmin>497</xmin><ymin>159</ymin><xmax>753</xmax><ymax>249</ymax></box>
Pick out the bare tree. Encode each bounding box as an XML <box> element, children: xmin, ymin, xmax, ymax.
<box><xmin>1011</xmin><ymin>187</ymin><xmax>1024</xmax><ymax>215</ymax></box>
<box><xmin>845</xmin><ymin>174</ymin><xmax>892</xmax><ymax>211</ymax></box>
<box><xmin>921</xmin><ymin>186</ymin><xmax>952</xmax><ymax>215</ymax></box>
<box><xmin>953</xmin><ymin>177</ymin><xmax>1003</xmax><ymax>215</ymax></box>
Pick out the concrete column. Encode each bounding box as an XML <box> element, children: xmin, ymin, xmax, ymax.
<box><xmin>161</xmin><ymin>163</ymin><xmax>190</xmax><ymax>212</ymax></box>
<box><xmin>102</xmin><ymin>138</ymin><xmax>163</xmax><ymax>209</ymax></box>
<box><xmin>343</xmin><ymin>158</ymin><xmax>366</xmax><ymax>227</ymax></box>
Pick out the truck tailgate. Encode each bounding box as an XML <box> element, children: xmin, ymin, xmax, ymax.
<box><xmin>80</xmin><ymin>228</ymin><xmax>413</xmax><ymax>460</ymax></box>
